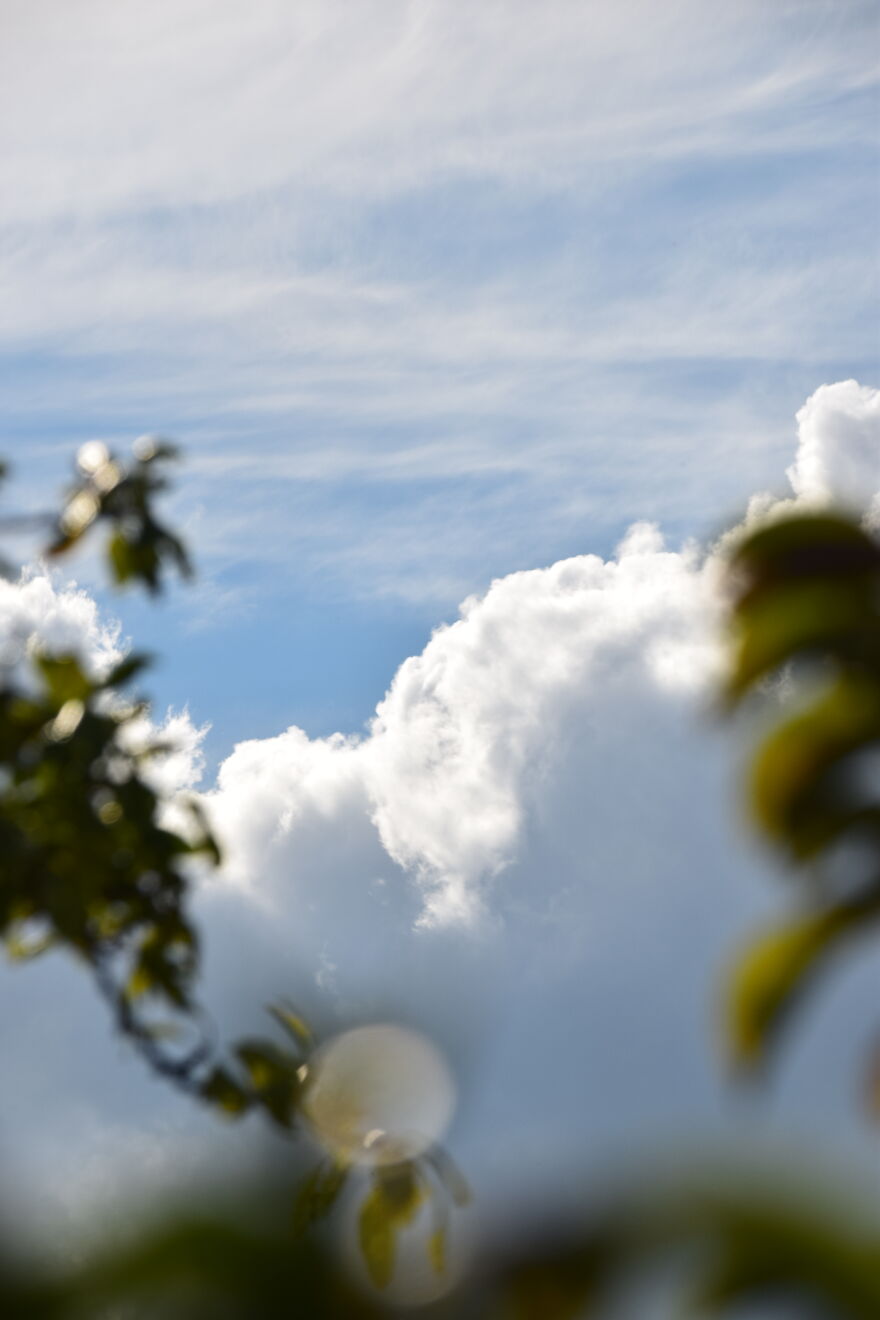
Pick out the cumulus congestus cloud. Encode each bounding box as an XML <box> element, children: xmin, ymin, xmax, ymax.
<box><xmin>194</xmin><ymin>378</ymin><xmax>880</xmax><ymax>1193</ymax></box>
<box><xmin>1</xmin><ymin>380</ymin><xmax>878</xmax><ymax>1231</ymax></box>
<box><xmin>202</xmin><ymin>379</ymin><xmax>880</xmax><ymax>931</ymax></box>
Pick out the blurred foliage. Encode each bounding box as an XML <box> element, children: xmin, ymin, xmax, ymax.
<box><xmin>0</xmin><ymin>442</ymin><xmax>310</xmax><ymax>1126</ymax></box>
<box><xmin>0</xmin><ymin>1211</ymin><xmax>382</xmax><ymax>1319</ymax></box>
<box><xmin>0</xmin><ymin>647</ymin><xmax>216</xmax><ymax>1087</ymax></box>
<box><xmin>721</xmin><ymin>512</ymin><xmax>880</xmax><ymax>1081</ymax></box>
<box><xmin>0</xmin><ymin>440</ymin><xmax>468</xmax><ymax>1295</ymax></box>
<box><xmin>1</xmin><ymin>1158</ymin><xmax>876</xmax><ymax>1318</ymax></box>
<box><xmin>46</xmin><ymin>437</ymin><xmax>191</xmax><ymax>593</ymax></box>
<box><xmin>494</xmin><ymin>1162</ymin><xmax>880</xmax><ymax>1320</ymax></box>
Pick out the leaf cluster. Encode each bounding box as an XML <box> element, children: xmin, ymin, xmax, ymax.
<box><xmin>48</xmin><ymin>437</ymin><xmax>191</xmax><ymax>593</ymax></box>
<box><xmin>720</xmin><ymin>513</ymin><xmax>880</xmax><ymax>1083</ymax></box>
<box><xmin>291</xmin><ymin>1140</ymin><xmax>471</xmax><ymax>1292</ymax></box>
<box><xmin>0</xmin><ymin>648</ymin><xmax>217</xmax><ymax>1076</ymax></box>
<box><xmin>0</xmin><ymin>440</ymin><xmax>473</xmax><ymax>1293</ymax></box>
<box><xmin>0</xmin><ymin>447</ymin><xmax>311</xmax><ymax>1120</ymax></box>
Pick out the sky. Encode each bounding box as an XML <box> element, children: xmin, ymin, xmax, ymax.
<box><xmin>1</xmin><ymin>0</ymin><xmax>879</xmax><ymax>1292</ymax></box>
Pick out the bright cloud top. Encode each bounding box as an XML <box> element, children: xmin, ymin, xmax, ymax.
<box><xmin>1</xmin><ymin>380</ymin><xmax>878</xmax><ymax>1232</ymax></box>
<box><xmin>203</xmin><ymin>380</ymin><xmax>879</xmax><ymax>933</ymax></box>
<box><xmin>209</xmin><ymin>523</ymin><xmax>719</xmax><ymax>931</ymax></box>
<box><xmin>788</xmin><ymin>379</ymin><xmax>880</xmax><ymax>515</ymax></box>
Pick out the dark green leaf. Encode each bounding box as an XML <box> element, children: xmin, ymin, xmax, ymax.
<box><xmin>291</xmin><ymin>1160</ymin><xmax>350</xmax><ymax>1237</ymax></box>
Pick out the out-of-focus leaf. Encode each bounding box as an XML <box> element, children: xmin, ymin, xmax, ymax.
<box><xmin>291</xmin><ymin>1159</ymin><xmax>350</xmax><ymax>1237</ymax></box>
<box><xmin>105</xmin><ymin>654</ymin><xmax>153</xmax><ymax>688</ymax></box>
<box><xmin>428</xmin><ymin>1226</ymin><xmax>446</xmax><ymax>1276</ymax></box>
<box><xmin>506</xmin><ymin>1254</ymin><xmax>602</xmax><ymax>1320</ymax></box>
<box><xmin>749</xmin><ymin>673</ymin><xmax>880</xmax><ymax>860</ymax></box>
<box><xmin>729</xmin><ymin>582</ymin><xmax>880</xmax><ymax>704</ymax></box>
<box><xmin>200</xmin><ymin>1066</ymin><xmax>252</xmax><ymax>1118</ymax></box>
<box><xmin>48</xmin><ymin>439</ymin><xmax>192</xmax><ymax>595</ymax></box>
<box><xmin>498</xmin><ymin>1165</ymin><xmax>880</xmax><ymax>1319</ymax></box>
<box><xmin>268</xmin><ymin>1000</ymin><xmax>314</xmax><ymax>1052</ymax></box>
<box><xmin>726</xmin><ymin>895</ymin><xmax>880</xmax><ymax>1073</ymax></box>
<box><xmin>722</xmin><ymin>510</ymin><xmax>880</xmax><ymax>1080</ymax></box>
<box><xmin>235</xmin><ymin>1039</ymin><xmax>301</xmax><ymax>1128</ymax></box>
<box><xmin>36</xmin><ymin>1209</ymin><xmax>382</xmax><ymax>1318</ymax></box>
<box><xmin>425</xmin><ymin>1144</ymin><xmax>472</xmax><ymax>1207</ymax></box>
<box><xmin>0</xmin><ymin>639</ymin><xmax>226</xmax><ymax>1102</ymax></box>
<box><xmin>35</xmin><ymin>654</ymin><xmax>92</xmax><ymax>704</ymax></box>
<box><xmin>358</xmin><ymin>1164</ymin><xmax>424</xmax><ymax>1289</ymax></box>
<box><xmin>184</xmin><ymin>795</ymin><xmax>223</xmax><ymax>866</ymax></box>
<box><xmin>4</xmin><ymin>928</ymin><xmax>54</xmax><ymax>960</ymax></box>
<box><xmin>108</xmin><ymin>529</ymin><xmax>137</xmax><ymax>584</ymax></box>
<box><xmin>728</xmin><ymin>513</ymin><xmax>880</xmax><ymax>614</ymax></box>
<box><xmin>724</xmin><ymin>514</ymin><xmax>880</xmax><ymax>702</ymax></box>
<box><xmin>683</xmin><ymin>1192</ymin><xmax>880</xmax><ymax>1318</ymax></box>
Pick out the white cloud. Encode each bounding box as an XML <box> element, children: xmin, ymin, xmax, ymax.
<box><xmin>787</xmin><ymin>379</ymin><xmax>880</xmax><ymax>512</ymax></box>
<box><xmin>204</xmin><ymin>375</ymin><xmax>880</xmax><ymax>936</ymax></box>
<box><xmin>0</xmin><ymin>567</ymin><xmax>207</xmax><ymax>796</ymax></box>
<box><xmin>3</xmin><ymin>380</ymin><xmax>879</xmax><ymax>1238</ymax></box>
<box><xmin>0</xmin><ymin>569</ymin><xmax>123</xmax><ymax>678</ymax></box>
<box><xmin>189</xmin><ymin>379</ymin><xmax>880</xmax><ymax>1189</ymax></box>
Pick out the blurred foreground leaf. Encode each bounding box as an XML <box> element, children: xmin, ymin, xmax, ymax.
<box><xmin>727</xmin><ymin>894</ymin><xmax>880</xmax><ymax>1073</ymax></box>
<box><xmin>723</xmin><ymin>510</ymin><xmax>880</xmax><ymax>1082</ymax></box>
<box><xmin>498</xmin><ymin>1162</ymin><xmax>880</xmax><ymax>1319</ymax></box>
<box><xmin>359</xmin><ymin>1164</ymin><xmax>425</xmax><ymax>1289</ymax></box>
<box><xmin>48</xmin><ymin>437</ymin><xmax>191</xmax><ymax>594</ymax></box>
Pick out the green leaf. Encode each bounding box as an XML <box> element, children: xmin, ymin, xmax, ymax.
<box><xmin>749</xmin><ymin>674</ymin><xmax>880</xmax><ymax>860</ymax></box>
<box><xmin>729</xmin><ymin>513</ymin><xmax>880</xmax><ymax>611</ymax></box>
<box><xmin>267</xmin><ymin>1000</ymin><xmax>314</xmax><ymax>1051</ymax></box>
<box><xmin>234</xmin><ymin>1039</ymin><xmax>300</xmax><ymax>1128</ymax></box>
<box><xmin>4</xmin><ymin>928</ymin><xmax>54</xmax><ymax>960</ymax></box>
<box><xmin>108</xmin><ymin>530</ymin><xmax>137</xmax><ymax>585</ymax></box>
<box><xmin>200</xmin><ymin>1066</ymin><xmax>252</xmax><ymax>1117</ymax></box>
<box><xmin>35</xmin><ymin>654</ymin><xmax>93</xmax><ymax>704</ymax></box>
<box><xmin>104</xmin><ymin>654</ymin><xmax>153</xmax><ymax>688</ymax></box>
<box><xmin>726</xmin><ymin>896</ymin><xmax>880</xmax><ymax>1073</ymax></box>
<box><xmin>291</xmin><ymin>1160</ymin><xmax>349</xmax><ymax>1237</ymax></box>
<box><xmin>358</xmin><ymin>1165</ymin><xmax>424</xmax><ymax>1289</ymax></box>
<box><xmin>725</xmin><ymin>513</ymin><xmax>880</xmax><ymax>704</ymax></box>
<box><xmin>427</xmin><ymin>1226</ymin><xmax>446</xmax><ymax>1276</ymax></box>
<box><xmin>727</xmin><ymin>581</ymin><xmax>880</xmax><ymax>705</ymax></box>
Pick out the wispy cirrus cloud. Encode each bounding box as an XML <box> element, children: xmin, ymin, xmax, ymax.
<box><xmin>1</xmin><ymin>2</ymin><xmax>877</xmax><ymax>609</ymax></box>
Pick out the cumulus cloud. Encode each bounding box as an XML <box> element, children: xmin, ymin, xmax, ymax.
<box><xmin>787</xmin><ymin>379</ymin><xmax>880</xmax><ymax>515</ymax></box>
<box><xmin>204</xmin><ymin>379</ymin><xmax>880</xmax><ymax>936</ymax></box>
<box><xmin>0</xmin><ymin>570</ymin><xmax>123</xmax><ymax>678</ymax></box>
<box><xmin>0</xmin><ymin>567</ymin><xmax>207</xmax><ymax>800</ymax></box>
<box><xmin>2</xmin><ymin>381</ymin><xmax>879</xmax><ymax>1234</ymax></box>
<box><xmin>189</xmin><ymin>379</ymin><xmax>880</xmax><ymax>1188</ymax></box>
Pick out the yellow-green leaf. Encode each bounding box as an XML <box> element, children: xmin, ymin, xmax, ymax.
<box><xmin>428</xmin><ymin>1226</ymin><xmax>446</xmax><ymax>1276</ymax></box>
<box><xmin>726</xmin><ymin>899</ymin><xmax>880</xmax><ymax>1073</ymax></box>
<box><xmin>358</xmin><ymin>1166</ymin><xmax>424</xmax><ymax>1289</ymax></box>
<box><xmin>268</xmin><ymin>1000</ymin><xmax>314</xmax><ymax>1051</ymax></box>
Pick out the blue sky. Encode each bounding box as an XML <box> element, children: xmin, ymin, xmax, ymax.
<box><xmin>2</xmin><ymin>0</ymin><xmax>877</xmax><ymax>767</ymax></box>
<box><xmin>1</xmin><ymin>0</ymin><xmax>880</xmax><ymax>1276</ymax></box>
